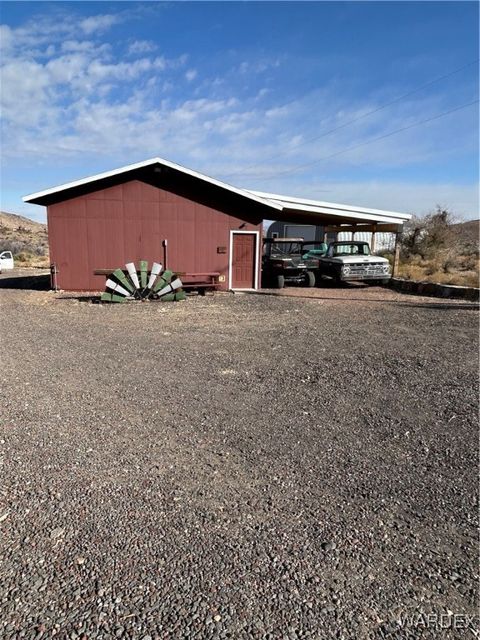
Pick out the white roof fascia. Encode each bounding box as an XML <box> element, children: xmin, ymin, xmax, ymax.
<box><xmin>248</xmin><ymin>189</ymin><xmax>411</xmax><ymax>222</ymax></box>
<box><xmin>261</xmin><ymin>201</ymin><xmax>405</xmax><ymax>224</ymax></box>
<box><xmin>23</xmin><ymin>157</ymin><xmax>284</xmax><ymax>212</ymax></box>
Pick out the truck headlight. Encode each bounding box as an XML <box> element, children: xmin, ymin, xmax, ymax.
<box><xmin>342</xmin><ymin>265</ymin><xmax>351</xmax><ymax>275</ymax></box>
<box><xmin>382</xmin><ymin>264</ymin><xmax>390</xmax><ymax>273</ymax></box>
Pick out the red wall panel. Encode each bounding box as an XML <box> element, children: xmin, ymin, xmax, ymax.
<box><xmin>47</xmin><ymin>180</ymin><xmax>262</xmax><ymax>291</ymax></box>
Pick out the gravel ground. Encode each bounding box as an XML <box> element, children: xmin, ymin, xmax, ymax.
<box><xmin>1</xmin><ymin>275</ymin><xmax>478</xmax><ymax>639</ymax></box>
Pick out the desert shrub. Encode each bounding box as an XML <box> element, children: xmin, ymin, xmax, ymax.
<box><xmin>401</xmin><ymin>207</ymin><xmax>454</xmax><ymax>260</ymax></box>
<box><xmin>1</xmin><ymin>239</ymin><xmax>47</xmax><ymax>256</ymax></box>
<box><xmin>458</xmin><ymin>254</ymin><xmax>479</xmax><ymax>271</ymax></box>
<box><xmin>14</xmin><ymin>252</ymin><xmax>30</xmax><ymax>263</ymax></box>
<box><xmin>376</xmin><ymin>249</ymin><xmax>394</xmax><ymax>267</ymax></box>
<box><xmin>398</xmin><ymin>207</ymin><xmax>479</xmax><ymax>286</ymax></box>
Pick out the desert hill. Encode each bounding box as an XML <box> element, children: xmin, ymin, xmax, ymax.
<box><xmin>450</xmin><ymin>219</ymin><xmax>479</xmax><ymax>250</ymax></box>
<box><xmin>0</xmin><ymin>211</ymin><xmax>49</xmax><ymax>266</ymax></box>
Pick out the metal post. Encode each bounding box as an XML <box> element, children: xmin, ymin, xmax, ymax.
<box><xmin>162</xmin><ymin>239</ymin><xmax>168</xmax><ymax>269</ymax></box>
<box><xmin>50</xmin><ymin>263</ymin><xmax>58</xmax><ymax>291</ymax></box>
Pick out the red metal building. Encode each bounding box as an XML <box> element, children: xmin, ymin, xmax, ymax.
<box><xmin>23</xmin><ymin>158</ymin><xmax>283</xmax><ymax>291</ymax></box>
<box><xmin>23</xmin><ymin>157</ymin><xmax>411</xmax><ymax>291</ymax></box>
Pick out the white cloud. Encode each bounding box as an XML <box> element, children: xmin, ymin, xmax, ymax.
<box><xmin>61</xmin><ymin>40</ymin><xmax>110</xmax><ymax>54</ymax></box>
<box><xmin>0</xmin><ymin>24</ymin><xmax>13</xmax><ymax>51</ymax></box>
<box><xmin>237</xmin><ymin>57</ymin><xmax>281</xmax><ymax>75</ymax></box>
<box><xmin>128</xmin><ymin>40</ymin><xmax>156</xmax><ymax>55</ymax></box>
<box><xmin>79</xmin><ymin>14</ymin><xmax>121</xmax><ymax>35</ymax></box>
<box><xmin>185</xmin><ymin>69</ymin><xmax>197</xmax><ymax>82</ymax></box>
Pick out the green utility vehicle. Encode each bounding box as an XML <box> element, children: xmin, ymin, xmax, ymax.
<box><xmin>262</xmin><ymin>238</ymin><xmax>316</xmax><ymax>289</ymax></box>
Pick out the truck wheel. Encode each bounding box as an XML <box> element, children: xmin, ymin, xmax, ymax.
<box><xmin>275</xmin><ymin>275</ymin><xmax>285</xmax><ymax>289</ymax></box>
<box><xmin>304</xmin><ymin>271</ymin><xmax>315</xmax><ymax>287</ymax></box>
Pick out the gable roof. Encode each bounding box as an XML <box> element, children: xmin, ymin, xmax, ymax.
<box><xmin>23</xmin><ymin>157</ymin><xmax>283</xmax><ymax>212</ymax></box>
<box><xmin>23</xmin><ymin>156</ymin><xmax>411</xmax><ymax>225</ymax></box>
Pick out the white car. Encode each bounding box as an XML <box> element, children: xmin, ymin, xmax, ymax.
<box><xmin>0</xmin><ymin>251</ymin><xmax>14</xmax><ymax>272</ymax></box>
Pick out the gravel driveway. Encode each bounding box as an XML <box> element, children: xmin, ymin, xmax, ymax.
<box><xmin>1</xmin><ymin>279</ymin><xmax>478</xmax><ymax>639</ymax></box>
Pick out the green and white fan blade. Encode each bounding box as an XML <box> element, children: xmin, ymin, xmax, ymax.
<box><xmin>125</xmin><ymin>262</ymin><xmax>140</xmax><ymax>290</ymax></box>
<box><xmin>147</xmin><ymin>262</ymin><xmax>162</xmax><ymax>289</ymax></box>
<box><xmin>156</xmin><ymin>277</ymin><xmax>183</xmax><ymax>298</ymax></box>
<box><xmin>112</xmin><ymin>269</ymin><xmax>135</xmax><ymax>293</ymax></box>
<box><xmin>105</xmin><ymin>278</ymin><xmax>132</xmax><ymax>298</ymax></box>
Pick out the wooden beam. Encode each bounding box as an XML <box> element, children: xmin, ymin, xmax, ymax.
<box><xmin>392</xmin><ymin>232</ymin><xmax>401</xmax><ymax>276</ymax></box>
<box><xmin>324</xmin><ymin>223</ymin><xmax>403</xmax><ymax>234</ymax></box>
<box><xmin>370</xmin><ymin>224</ymin><xmax>377</xmax><ymax>253</ymax></box>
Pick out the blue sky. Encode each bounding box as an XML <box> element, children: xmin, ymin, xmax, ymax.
<box><xmin>1</xmin><ymin>1</ymin><xmax>478</xmax><ymax>223</ymax></box>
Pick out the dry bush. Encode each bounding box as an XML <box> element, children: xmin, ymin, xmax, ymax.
<box><xmin>13</xmin><ymin>251</ymin><xmax>50</xmax><ymax>268</ymax></box>
<box><xmin>399</xmin><ymin>207</ymin><xmax>479</xmax><ymax>287</ymax></box>
<box><xmin>2</xmin><ymin>239</ymin><xmax>47</xmax><ymax>256</ymax></box>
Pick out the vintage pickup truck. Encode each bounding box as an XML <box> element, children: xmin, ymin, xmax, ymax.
<box><xmin>316</xmin><ymin>241</ymin><xmax>391</xmax><ymax>284</ymax></box>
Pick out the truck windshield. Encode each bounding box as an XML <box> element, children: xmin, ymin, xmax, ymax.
<box><xmin>332</xmin><ymin>244</ymin><xmax>370</xmax><ymax>257</ymax></box>
<box><xmin>270</xmin><ymin>242</ymin><xmax>303</xmax><ymax>256</ymax></box>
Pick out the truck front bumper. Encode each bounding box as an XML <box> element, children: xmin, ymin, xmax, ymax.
<box><xmin>341</xmin><ymin>274</ymin><xmax>391</xmax><ymax>282</ymax></box>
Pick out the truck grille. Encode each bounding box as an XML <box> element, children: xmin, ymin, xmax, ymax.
<box><xmin>347</xmin><ymin>263</ymin><xmax>388</xmax><ymax>276</ymax></box>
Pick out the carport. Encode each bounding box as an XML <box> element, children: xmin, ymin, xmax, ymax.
<box><xmin>248</xmin><ymin>190</ymin><xmax>411</xmax><ymax>275</ymax></box>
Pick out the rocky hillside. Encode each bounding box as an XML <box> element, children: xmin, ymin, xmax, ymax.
<box><xmin>450</xmin><ymin>219</ymin><xmax>479</xmax><ymax>251</ymax></box>
<box><xmin>0</xmin><ymin>211</ymin><xmax>49</xmax><ymax>266</ymax></box>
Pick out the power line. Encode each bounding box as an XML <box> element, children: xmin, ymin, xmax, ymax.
<box><xmin>239</xmin><ymin>99</ymin><xmax>479</xmax><ymax>181</ymax></box>
<box><xmin>221</xmin><ymin>59</ymin><xmax>479</xmax><ymax>179</ymax></box>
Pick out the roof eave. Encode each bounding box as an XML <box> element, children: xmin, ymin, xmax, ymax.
<box><xmin>23</xmin><ymin>157</ymin><xmax>285</xmax><ymax>213</ymax></box>
<box><xmin>249</xmin><ymin>189</ymin><xmax>411</xmax><ymax>222</ymax></box>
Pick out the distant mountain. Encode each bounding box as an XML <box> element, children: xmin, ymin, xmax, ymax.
<box><xmin>0</xmin><ymin>211</ymin><xmax>49</xmax><ymax>265</ymax></box>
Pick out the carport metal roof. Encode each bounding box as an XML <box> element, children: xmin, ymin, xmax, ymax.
<box><xmin>24</xmin><ymin>156</ymin><xmax>411</xmax><ymax>227</ymax></box>
<box><xmin>248</xmin><ymin>190</ymin><xmax>411</xmax><ymax>226</ymax></box>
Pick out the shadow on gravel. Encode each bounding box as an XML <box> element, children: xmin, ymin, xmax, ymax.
<box><xmin>399</xmin><ymin>302</ymin><xmax>479</xmax><ymax>311</ymax></box>
<box><xmin>0</xmin><ymin>273</ymin><xmax>50</xmax><ymax>290</ymax></box>
<box><xmin>57</xmin><ymin>295</ymin><xmax>101</xmax><ymax>303</ymax></box>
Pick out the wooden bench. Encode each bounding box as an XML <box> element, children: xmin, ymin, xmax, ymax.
<box><xmin>176</xmin><ymin>272</ymin><xmax>221</xmax><ymax>295</ymax></box>
<box><xmin>94</xmin><ymin>269</ymin><xmax>221</xmax><ymax>295</ymax></box>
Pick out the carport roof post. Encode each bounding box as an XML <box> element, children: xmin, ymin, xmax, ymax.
<box><xmin>23</xmin><ymin>156</ymin><xmax>411</xmax><ymax>227</ymax></box>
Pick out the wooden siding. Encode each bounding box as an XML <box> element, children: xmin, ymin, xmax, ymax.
<box><xmin>47</xmin><ymin>179</ymin><xmax>262</xmax><ymax>291</ymax></box>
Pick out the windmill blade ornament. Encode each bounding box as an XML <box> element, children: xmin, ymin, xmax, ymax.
<box><xmin>125</xmin><ymin>263</ymin><xmax>140</xmax><ymax>290</ymax></box>
<box><xmin>101</xmin><ymin>261</ymin><xmax>185</xmax><ymax>303</ymax></box>
<box><xmin>145</xmin><ymin>262</ymin><xmax>162</xmax><ymax>294</ymax></box>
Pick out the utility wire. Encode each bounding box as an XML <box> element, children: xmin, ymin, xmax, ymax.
<box><xmin>221</xmin><ymin>59</ymin><xmax>479</xmax><ymax>179</ymax></box>
<box><xmin>239</xmin><ymin>99</ymin><xmax>479</xmax><ymax>181</ymax></box>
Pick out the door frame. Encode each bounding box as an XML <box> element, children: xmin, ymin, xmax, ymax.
<box><xmin>228</xmin><ymin>230</ymin><xmax>260</xmax><ymax>290</ymax></box>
